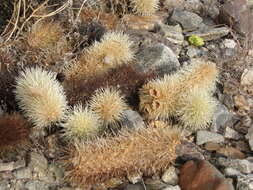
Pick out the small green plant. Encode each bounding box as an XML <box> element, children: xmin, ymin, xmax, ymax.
<box><xmin>15</xmin><ymin>67</ymin><xmax>68</xmax><ymax>128</ymax></box>
<box><xmin>188</xmin><ymin>34</ymin><xmax>205</xmax><ymax>47</ymax></box>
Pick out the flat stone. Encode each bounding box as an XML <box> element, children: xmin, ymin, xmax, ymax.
<box><xmin>224</xmin><ymin>127</ymin><xmax>242</xmax><ymax>140</ymax></box>
<box><xmin>161</xmin><ymin>166</ymin><xmax>178</xmax><ymax>185</ymax></box>
<box><xmin>176</xmin><ymin>141</ymin><xmax>205</xmax><ymax>161</ymax></box>
<box><xmin>0</xmin><ymin>159</ymin><xmax>25</xmax><ymax>172</ymax></box>
<box><xmin>204</xmin><ymin>142</ymin><xmax>221</xmax><ymax>151</ymax></box>
<box><xmin>186</xmin><ymin>27</ymin><xmax>230</xmax><ymax>41</ymax></box>
<box><xmin>122</xmin><ymin>110</ymin><xmax>145</xmax><ymax>129</ymax></box>
<box><xmin>216</xmin><ymin>147</ymin><xmax>246</xmax><ymax>159</ymax></box>
<box><xmin>196</xmin><ymin>130</ymin><xmax>225</xmax><ymax>145</ymax></box>
<box><xmin>179</xmin><ymin>160</ymin><xmax>234</xmax><ymax>190</ymax></box>
<box><xmin>162</xmin><ymin>185</ymin><xmax>181</xmax><ymax>190</ymax></box>
<box><xmin>135</xmin><ymin>43</ymin><xmax>180</xmax><ymax>76</ymax></box>
<box><xmin>160</xmin><ymin>24</ymin><xmax>184</xmax><ymax>45</ymax></box>
<box><xmin>170</xmin><ymin>10</ymin><xmax>203</xmax><ymax>30</ymax></box>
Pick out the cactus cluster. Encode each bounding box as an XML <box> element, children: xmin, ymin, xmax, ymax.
<box><xmin>67</xmin><ymin>125</ymin><xmax>181</xmax><ymax>188</ymax></box>
<box><xmin>139</xmin><ymin>59</ymin><xmax>218</xmax><ymax>130</ymax></box>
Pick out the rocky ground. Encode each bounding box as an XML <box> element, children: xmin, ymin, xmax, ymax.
<box><xmin>1</xmin><ymin>0</ymin><xmax>253</xmax><ymax>190</ymax></box>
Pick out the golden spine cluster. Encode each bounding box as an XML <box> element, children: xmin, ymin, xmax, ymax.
<box><xmin>67</xmin><ymin>125</ymin><xmax>181</xmax><ymax>188</ymax></box>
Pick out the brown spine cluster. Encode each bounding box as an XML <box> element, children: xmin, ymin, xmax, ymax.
<box><xmin>66</xmin><ymin>126</ymin><xmax>181</xmax><ymax>188</ymax></box>
<box><xmin>0</xmin><ymin>113</ymin><xmax>30</xmax><ymax>153</ymax></box>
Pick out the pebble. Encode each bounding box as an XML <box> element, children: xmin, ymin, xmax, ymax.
<box><xmin>25</xmin><ymin>180</ymin><xmax>50</xmax><ymax>190</ymax></box>
<box><xmin>196</xmin><ymin>130</ymin><xmax>225</xmax><ymax>145</ymax></box>
<box><xmin>223</xmin><ymin>39</ymin><xmax>237</xmax><ymax>49</ymax></box>
<box><xmin>237</xmin><ymin>174</ymin><xmax>253</xmax><ymax>190</ymax></box>
<box><xmin>224</xmin><ymin>167</ymin><xmax>242</xmax><ymax>177</ymax></box>
<box><xmin>160</xmin><ymin>24</ymin><xmax>184</xmax><ymax>45</ymax></box>
<box><xmin>161</xmin><ymin>166</ymin><xmax>178</xmax><ymax>185</ymax></box>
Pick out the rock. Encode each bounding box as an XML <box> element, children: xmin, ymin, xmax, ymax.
<box><xmin>186</xmin><ymin>27</ymin><xmax>230</xmax><ymax>41</ymax></box>
<box><xmin>218</xmin><ymin>0</ymin><xmax>253</xmax><ymax>41</ymax></box>
<box><xmin>170</xmin><ymin>10</ymin><xmax>203</xmax><ymax>30</ymax></box>
<box><xmin>103</xmin><ymin>178</ymin><xmax>124</xmax><ymax>188</ymax></box>
<box><xmin>179</xmin><ymin>160</ymin><xmax>234</xmax><ymax>190</ymax></box>
<box><xmin>162</xmin><ymin>185</ymin><xmax>181</xmax><ymax>190</ymax></box>
<box><xmin>249</xmin><ymin>139</ymin><xmax>253</xmax><ymax>151</ymax></box>
<box><xmin>0</xmin><ymin>159</ymin><xmax>25</xmax><ymax>172</ymax></box>
<box><xmin>204</xmin><ymin>142</ymin><xmax>221</xmax><ymax>151</ymax></box>
<box><xmin>211</xmin><ymin>103</ymin><xmax>232</xmax><ymax>132</ymax></box>
<box><xmin>216</xmin><ymin>147</ymin><xmax>246</xmax><ymax>159</ymax></box>
<box><xmin>202</xmin><ymin>0</ymin><xmax>220</xmax><ymax>19</ymax></box>
<box><xmin>196</xmin><ymin>130</ymin><xmax>224</xmax><ymax>145</ymax></box>
<box><xmin>176</xmin><ymin>141</ymin><xmax>205</xmax><ymax>161</ymax></box>
<box><xmin>29</xmin><ymin>152</ymin><xmax>48</xmax><ymax>173</ymax></box>
<box><xmin>124</xmin><ymin>184</ymin><xmax>144</xmax><ymax>190</ymax></box>
<box><xmin>0</xmin><ymin>180</ymin><xmax>10</xmax><ymax>190</ymax></box>
<box><xmin>122</xmin><ymin>14</ymin><xmax>163</xmax><ymax>31</ymax></box>
<box><xmin>224</xmin><ymin>167</ymin><xmax>242</xmax><ymax>177</ymax></box>
<box><xmin>14</xmin><ymin>167</ymin><xmax>32</xmax><ymax>179</ymax></box>
<box><xmin>234</xmin><ymin>95</ymin><xmax>250</xmax><ymax>115</ymax></box>
<box><xmin>163</xmin><ymin>0</ymin><xmax>185</xmax><ymax>11</ymax></box>
<box><xmin>218</xmin><ymin>158</ymin><xmax>253</xmax><ymax>174</ymax></box>
<box><xmin>224</xmin><ymin>127</ymin><xmax>242</xmax><ymax>140</ymax></box>
<box><xmin>161</xmin><ymin>166</ymin><xmax>178</xmax><ymax>185</ymax></box>
<box><xmin>184</xmin><ymin>0</ymin><xmax>203</xmax><ymax>14</ymax></box>
<box><xmin>186</xmin><ymin>46</ymin><xmax>203</xmax><ymax>57</ymax></box>
<box><xmin>48</xmin><ymin>163</ymin><xmax>65</xmax><ymax>183</ymax></box>
<box><xmin>145</xmin><ymin>178</ymin><xmax>168</xmax><ymax>190</ymax></box>
<box><xmin>122</xmin><ymin>110</ymin><xmax>145</xmax><ymax>129</ymax></box>
<box><xmin>127</xmin><ymin>172</ymin><xmax>142</xmax><ymax>184</ymax></box>
<box><xmin>25</xmin><ymin>180</ymin><xmax>50</xmax><ymax>190</ymax></box>
<box><xmin>160</xmin><ymin>24</ymin><xmax>184</xmax><ymax>45</ymax></box>
<box><xmin>241</xmin><ymin>68</ymin><xmax>253</xmax><ymax>86</ymax></box>
<box><xmin>135</xmin><ymin>43</ymin><xmax>180</xmax><ymax>76</ymax></box>
<box><xmin>237</xmin><ymin>174</ymin><xmax>253</xmax><ymax>190</ymax></box>
<box><xmin>223</xmin><ymin>39</ymin><xmax>237</xmax><ymax>49</ymax></box>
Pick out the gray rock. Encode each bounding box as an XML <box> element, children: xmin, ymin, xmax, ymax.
<box><xmin>224</xmin><ymin>127</ymin><xmax>242</xmax><ymax>140</ymax></box>
<box><xmin>224</xmin><ymin>167</ymin><xmax>242</xmax><ymax>177</ymax></box>
<box><xmin>218</xmin><ymin>158</ymin><xmax>253</xmax><ymax>174</ymax></box>
<box><xmin>170</xmin><ymin>10</ymin><xmax>203</xmax><ymax>30</ymax></box>
<box><xmin>161</xmin><ymin>166</ymin><xmax>178</xmax><ymax>185</ymax></box>
<box><xmin>25</xmin><ymin>180</ymin><xmax>50</xmax><ymax>190</ymax></box>
<box><xmin>48</xmin><ymin>163</ymin><xmax>65</xmax><ymax>183</ymax></box>
<box><xmin>0</xmin><ymin>159</ymin><xmax>25</xmax><ymax>172</ymax></box>
<box><xmin>211</xmin><ymin>103</ymin><xmax>232</xmax><ymax>132</ymax></box>
<box><xmin>135</xmin><ymin>43</ymin><xmax>180</xmax><ymax>76</ymax></box>
<box><xmin>184</xmin><ymin>0</ymin><xmax>203</xmax><ymax>13</ymax></box>
<box><xmin>124</xmin><ymin>184</ymin><xmax>144</xmax><ymax>190</ymax></box>
<box><xmin>160</xmin><ymin>24</ymin><xmax>184</xmax><ymax>45</ymax></box>
<box><xmin>122</xmin><ymin>110</ymin><xmax>145</xmax><ymax>129</ymax></box>
<box><xmin>186</xmin><ymin>46</ymin><xmax>203</xmax><ymax>57</ymax></box>
<box><xmin>0</xmin><ymin>180</ymin><xmax>10</xmax><ymax>190</ymax></box>
<box><xmin>196</xmin><ymin>130</ymin><xmax>224</xmax><ymax>145</ymax></box>
<box><xmin>145</xmin><ymin>178</ymin><xmax>168</xmax><ymax>190</ymax></box>
<box><xmin>186</xmin><ymin>27</ymin><xmax>230</xmax><ymax>41</ymax></box>
<box><xmin>237</xmin><ymin>174</ymin><xmax>253</xmax><ymax>190</ymax></box>
<box><xmin>127</xmin><ymin>172</ymin><xmax>142</xmax><ymax>184</ymax></box>
<box><xmin>29</xmin><ymin>152</ymin><xmax>48</xmax><ymax>173</ymax></box>
<box><xmin>14</xmin><ymin>167</ymin><xmax>32</xmax><ymax>179</ymax></box>
<box><xmin>162</xmin><ymin>185</ymin><xmax>181</xmax><ymax>190</ymax></box>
